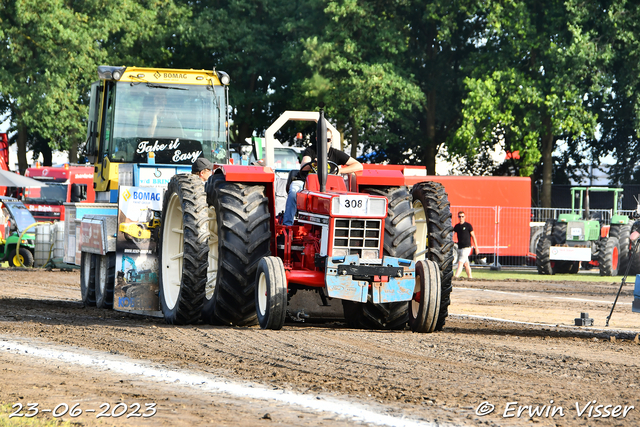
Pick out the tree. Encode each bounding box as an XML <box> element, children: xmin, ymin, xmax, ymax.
<box><xmin>580</xmin><ymin>0</ymin><xmax>640</xmax><ymax>185</ymax></box>
<box><xmin>295</xmin><ymin>0</ymin><xmax>426</xmax><ymax>161</ymax></box>
<box><xmin>397</xmin><ymin>0</ymin><xmax>486</xmax><ymax>173</ymax></box>
<box><xmin>0</xmin><ymin>0</ymin><xmax>181</xmax><ymax>171</ymax></box>
<box><xmin>454</xmin><ymin>0</ymin><xmax>602</xmax><ymax>206</ymax></box>
<box><xmin>168</xmin><ymin>0</ymin><xmax>319</xmax><ymax>146</ymax></box>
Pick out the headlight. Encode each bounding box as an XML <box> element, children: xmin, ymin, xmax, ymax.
<box><xmin>97</xmin><ymin>65</ymin><xmax>126</xmax><ymax>81</ymax></box>
<box><xmin>361</xmin><ymin>249</ymin><xmax>379</xmax><ymax>260</ymax></box>
<box><xmin>369</xmin><ymin>198</ymin><xmax>386</xmax><ymax>216</ymax></box>
<box><xmin>217</xmin><ymin>71</ymin><xmax>231</xmax><ymax>85</ymax></box>
<box><xmin>332</xmin><ymin>249</ymin><xmax>348</xmax><ymax>257</ymax></box>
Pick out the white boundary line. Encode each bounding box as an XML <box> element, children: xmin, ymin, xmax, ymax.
<box><xmin>0</xmin><ymin>338</ymin><xmax>441</xmax><ymax>427</ymax></box>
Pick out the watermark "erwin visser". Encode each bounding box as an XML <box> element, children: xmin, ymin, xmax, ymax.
<box><xmin>475</xmin><ymin>400</ymin><xmax>635</xmax><ymax>419</ymax></box>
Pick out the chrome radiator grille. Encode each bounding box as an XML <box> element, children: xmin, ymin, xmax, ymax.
<box><xmin>332</xmin><ymin>219</ymin><xmax>382</xmax><ymax>258</ymax></box>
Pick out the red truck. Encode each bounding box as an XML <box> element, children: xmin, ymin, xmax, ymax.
<box><xmin>23</xmin><ymin>164</ymin><xmax>95</xmax><ymax>221</ymax></box>
<box><xmin>362</xmin><ymin>165</ymin><xmax>532</xmax><ymax>263</ymax></box>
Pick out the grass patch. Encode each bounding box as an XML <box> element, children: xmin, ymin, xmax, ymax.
<box><xmin>0</xmin><ymin>403</ymin><xmax>75</xmax><ymax>427</ymax></box>
<box><xmin>467</xmin><ymin>268</ymin><xmax>626</xmax><ymax>283</ymax></box>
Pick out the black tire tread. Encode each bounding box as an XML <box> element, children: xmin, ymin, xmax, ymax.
<box><xmin>159</xmin><ymin>174</ymin><xmax>209</xmax><ymax>325</ymax></box>
<box><xmin>552</xmin><ymin>222</ymin><xmax>567</xmax><ymax>245</ymax></box>
<box><xmin>205</xmin><ymin>178</ymin><xmax>271</xmax><ymax>326</ymax></box>
<box><xmin>80</xmin><ymin>253</ymin><xmax>96</xmax><ymax>306</ymax></box>
<box><xmin>609</xmin><ymin>224</ymin><xmax>631</xmax><ymax>275</ymax></box>
<box><xmin>95</xmin><ymin>253</ymin><xmax>116</xmax><ymax>309</ymax></box>
<box><xmin>630</xmin><ymin>221</ymin><xmax>640</xmax><ymax>275</ymax></box>
<box><xmin>256</xmin><ymin>256</ymin><xmax>287</xmax><ymax>330</ymax></box>
<box><xmin>9</xmin><ymin>247</ymin><xmax>34</xmax><ymax>267</ymax></box>
<box><xmin>411</xmin><ymin>181</ymin><xmax>454</xmax><ymax>331</ymax></box>
<box><xmin>409</xmin><ymin>259</ymin><xmax>441</xmax><ymax>333</ymax></box>
<box><xmin>599</xmin><ymin>236</ymin><xmax>619</xmax><ymax>276</ymax></box>
<box><xmin>536</xmin><ymin>236</ymin><xmax>554</xmax><ymax>275</ymax></box>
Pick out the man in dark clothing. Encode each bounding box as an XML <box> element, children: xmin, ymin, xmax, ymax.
<box><xmin>192</xmin><ymin>157</ymin><xmax>214</xmax><ymax>182</ymax></box>
<box><xmin>282</xmin><ymin>129</ymin><xmax>362</xmax><ymax>226</ymax></box>
<box><xmin>453</xmin><ymin>211</ymin><xmax>479</xmax><ymax>278</ymax></box>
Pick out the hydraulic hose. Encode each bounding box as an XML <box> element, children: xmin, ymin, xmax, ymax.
<box><xmin>15</xmin><ymin>221</ymin><xmax>54</xmax><ymax>268</ymax></box>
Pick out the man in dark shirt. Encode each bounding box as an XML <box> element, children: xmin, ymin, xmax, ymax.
<box><xmin>453</xmin><ymin>211</ymin><xmax>479</xmax><ymax>279</ymax></box>
<box><xmin>282</xmin><ymin>129</ymin><xmax>362</xmax><ymax>226</ymax></box>
<box><xmin>191</xmin><ymin>157</ymin><xmax>214</xmax><ymax>182</ymax></box>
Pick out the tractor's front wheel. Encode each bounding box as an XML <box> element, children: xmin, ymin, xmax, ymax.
<box><xmin>159</xmin><ymin>174</ymin><xmax>209</xmax><ymax>325</ymax></box>
<box><xmin>256</xmin><ymin>257</ymin><xmax>287</xmax><ymax>330</ymax></box>
<box><xmin>412</xmin><ymin>181</ymin><xmax>454</xmax><ymax>331</ymax></box>
<box><xmin>9</xmin><ymin>247</ymin><xmax>34</xmax><ymax>267</ymax></box>
<box><xmin>409</xmin><ymin>260</ymin><xmax>441</xmax><ymax>333</ymax></box>
<box><xmin>80</xmin><ymin>252</ymin><xmax>96</xmax><ymax>306</ymax></box>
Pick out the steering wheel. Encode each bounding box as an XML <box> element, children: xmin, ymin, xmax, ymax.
<box><xmin>299</xmin><ymin>161</ymin><xmax>340</xmax><ymax>175</ymax></box>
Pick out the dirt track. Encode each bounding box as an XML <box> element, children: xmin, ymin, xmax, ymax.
<box><xmin>1</xmin><ymin>268</ymin><xmax>640</xmax><ymax>426</ymax></box>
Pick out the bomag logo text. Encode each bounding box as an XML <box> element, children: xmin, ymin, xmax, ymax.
<box><xmin>164</xmin><ymin>73</ymin><xmax>187</xmax><ymax>79</ymax></box>
<box><xmin>133</xmin><ymin>191</ymin><xmax>160</xmax><ymax>201</ymax></box>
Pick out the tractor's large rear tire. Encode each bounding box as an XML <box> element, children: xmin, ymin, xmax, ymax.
<box><xmin>552</xmin><ymin>222</ymin><xmax>567</xmax><ymax>244</ymax></box>
<box><xmin>529</xmin><ymin>227</ymin><xmax>543</xmax><ymax>255</ymax></box>
<box><xmin>536</xmin><ymin>236</ymin><xmax>555</xmax><ymax>275</ymax></box>
<box><xmin>609</xmin><ymin>224</ymin><xmax>631</xmax><ymax>275</ymax></box>
<box><xmin>202</xmin><ymin>177</ymin><xmax>271</xmax><ymax>326</ymax></box>
<box><xmin>411</xmin><ymin>182</ymin><xmax>454</xmax><ymax>331</ymax></box>
<box><xmin>599</xmin><ymin>237</ymin><xmax>620</xmax><ymax>276</ymax></box>
<box><xmin>80</xmin><ymin>252</ymin><xmax>96</xmax><ymax>306</ymax></box>
<box><xmin>342</xmin><ymin>186</ymin><xmax>417</xmax><ymax>330</ymax></box>
<box><xmin>95</xmin><ymin>253</ymin><xmax>115</xmax><ymax>309</ymax></box>
<box><xmin>159</xmin><ymin>174</ymin><xmax>209</xmax><ymax>325</ymax></box>
<box><xmin>409</xmin><ymin>260</ymin><xmax>441</xmax><ymax>333</ymax></box>
<box><xmin>542</xmin><ymin>219</ymin><xmax>555</xmax><ymax>237</ymax></box>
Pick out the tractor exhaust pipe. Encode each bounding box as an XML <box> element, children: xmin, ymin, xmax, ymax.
<box><xmin>317</xmin><ymin>105</ymin><xmax>328</xmax><ymax>193</ymax></box>
<box><xmin>584</xmin><ymin>188</ymin><xmax>590</xmax><ymax>220</ymax></box>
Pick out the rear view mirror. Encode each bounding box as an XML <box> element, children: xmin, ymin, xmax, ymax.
<box><xmin>70</xmin><ymin>184</ymin><xmax>88</xmax><ymax>202</ymax></box>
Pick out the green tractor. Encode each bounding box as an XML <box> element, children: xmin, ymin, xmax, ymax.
<box><xmin>0</xmin><ymin>196</ymin><xmax>37</xmax><ymax>267</ymax></box>
<box><xmin>536</xmin><ymin>187</ymin><xmax>629</xmax><ymax>276</ymax></box>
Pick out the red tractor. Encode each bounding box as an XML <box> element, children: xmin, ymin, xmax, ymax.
<box><xmin>158</xmin><ymin>110</ymin><xmax>454</xmax><ymax>332</ymax></box>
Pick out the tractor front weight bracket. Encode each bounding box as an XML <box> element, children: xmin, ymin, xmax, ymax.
<box><xmin>325</xmin><ymin>255</ymin><xmax>415</xmax><ymax>304</ymax></box>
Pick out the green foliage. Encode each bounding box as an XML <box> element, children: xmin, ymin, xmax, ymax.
<box><xmin>580</xmin><ymin>0</ymin><xmax>640</xmax><ymax>184</ymax></box>
<box><xmin>0</xmin><ymin>0</ymin><xmax>183</xmax><ymax>167</ymax></box>
<box><xmin>455</xmin><ymin>0</ymin><xmax>601</xmax><ymax>178</ymax></box>
<box><xmin>170</xmin><ymin>0</ymin><xmax>318</xmax><ymax>145</ymax></box>
<box><xmin>296</xmin><ymin>0</ymin><xmax>424</xmax><ymax>156</ymax></box>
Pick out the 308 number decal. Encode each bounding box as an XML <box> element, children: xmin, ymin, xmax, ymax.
<box><xmin>343</xmin><ymin>199</ymin><xmax>363</xmax><ymax>209</ymax></box>
<box><xmin>337</xmin><ymin>195</ymin><xmax>368</xmax><ymax>215</ymax></box>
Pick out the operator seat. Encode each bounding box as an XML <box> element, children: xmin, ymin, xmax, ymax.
<box><xmin>287</xmin><ymin>170</ymin><xmax>351</xmax><ymax>193</ymax></box>
<box><xmin>305</xmin><ymin>174</ymin><xmax>347</xmax><ymax>192</ymax></box>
